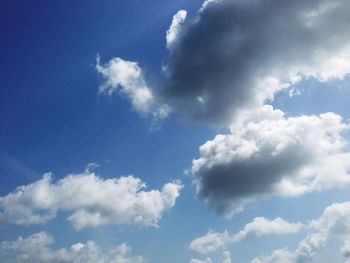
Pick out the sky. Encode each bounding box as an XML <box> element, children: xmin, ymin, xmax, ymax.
<box><xmin>1</xmin><ymin>0</ymin><xmax>350</xmax><ymax>262</ymax></box>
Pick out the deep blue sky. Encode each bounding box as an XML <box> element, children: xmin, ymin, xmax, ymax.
<box><xmin>1</xmin><ymin>1</ymin><xmax>350</xmax><ymax>263</ymax></box>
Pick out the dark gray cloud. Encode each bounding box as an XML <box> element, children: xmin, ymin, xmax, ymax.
<box><xmin>191</xmin><ymin>106</ymin><xmax>350</xmax><ymax>215</ymax></box>
<box><xmin>195</xmin><ymin>144</ymin><xmax>309</xmax><ymax>214</ymax></box>
<box><xmin>97</xmin><ymin>0</ymin><xmax>350</xmax><ymax>125</ymax></box>
<box><xmin>160</xmin><ymin>0</ymin><xmax>350</xmax><ymax>125</ymax></box>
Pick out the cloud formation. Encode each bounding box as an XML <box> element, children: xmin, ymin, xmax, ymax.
<box><xmin>251</xmin><ymin>201</ymin><xmax>350</xmax><ymax>263</ymax></box>
<box><xmin>0</xmin><ymin>232</ymin><xmax>144</xmax><ymax>263</ymax></box>
<box><xmin>0</xmin><ymin>170</ymin><xmax>182</xmax><ymax>230</ymax></box>
<box><xmin>190</xmin><ymin>251</ymin><xmax>232</xmax><ymax>263</ymax></box>
<box><xmin>189</xmin><ymin>230</ymin><xmax>231</xmax><ymax>254</ymax></box>
<box><xmin>191</xmin><ymin>105</ymin><xmax>350</xmax><ymax>214</ymax></box>
<box><xmin>166</xmin><ymin>10</ymin><xmax>187</xmax><ymax>50</ymax></box>
<box><xmin>251</xmin><ymin>248</ymin><xmax>295</xmax><ymax>263</ymax></box>
<box><xmin>163</xmin><ymin>0</ymin><xmax>350</xmax><ymax>125</ymax></box>
<box><xmin>233</xmin><ymin>217</ymin><xmax>303</xmax><ymax>242</ymax></box>
<box><xmin>342</xmin><ymin>239</ymin><xmax>350</xmax><ymax>262</ymax></box>
<box><xmin>98</xmin><ymin>0</ymin><xmax>350</xmax><ymax>125</ymax></box>
<box><xmin>190</xmin><ymin>216</ymin><xmax>302</xmax><ymax>254</ymax></box>
<box><xmin>96</xmin><ymin>56</ymin><xmax>170</xmax><ymax>119</ymax></box>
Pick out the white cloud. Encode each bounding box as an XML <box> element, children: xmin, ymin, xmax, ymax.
<box><xmin>233</xmin><ymin>217</ymin><xmax>303</xmax><ymax>242</ymax></box>
<box><xmin>222</xmin><ymin>251</ymin><xmax>232</xmax><ymax>263</ymax></box>
<box><xmin>96</xmin><ymin>56</ymin><xmax>170</xmax><ymax>119</ymax></box>
<box><xmin>166</xmin><ymin>10</ymin><xmax>187</xmax><ymax>50</ymax></box>
<box><xmin>190</xmin><ymin>217</ymin><xmax>302</xmax><ymax>255</ymax></box>
<box><xmin>192</xmin><ymin>105</ymin><xmax>350</xmax><ymax>215</ymax></box>
<box><xmin>342</xmin><ymin>239</ymin><xmax>350</xmax><ymax>261</ymax></box>
<box><xmin>251</xmin><ymin>248</ymin><xmax>295</xmax><ymax>263</ymax></box>
<box><xmin>0</xmin><ymin>232</ymin><xmax>144</xmax><ymax>263</ymax></box>
<box><xmin>190</xmin><ymin>258</ymin><xmax>213</xmax><ymax>263</ymax></box>
<box><xmin>190</xmin><ymin>251</ymin><xmax>231</xmax><ymax>263</ymax></box>
<box><xmin>251</xmin><ymin>201</ymin><xmax>350</xmax><ymax>263</ymax></box>
<box><xmin>0</xmin><ymin>170</ymin><xmax>182</xmax><ymax>230</ymax></box>
<box><xmin>189</xmin><ymin>230</ymin><xmax>231</xmax><ymax>254</ymax></box>
<box><xmin>296</xmin><ymin>202</ymin><xmax>350</xmax><ymax>261</ymax></box>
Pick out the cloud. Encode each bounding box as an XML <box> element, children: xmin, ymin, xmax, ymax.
<box><xmin>233</xmin><ymin>217</ymin><xmax>303</xmax><ymax>242</ymax></box>
<box><xmin>97</xmin><ymin>0</ymin><xmax>350</xmax><ymax>125</ymax></box>
<box><xmin>190</xmin><ymin>258</ymin><xmax>212</xmax><ymax>263</ymax></box>
<box><xmin>189</xmin><ymin>230</ymin><xmax>231</xmax><ymax>254</ymax></box>
<box><xmin>190</xmin><ymin>251</ymin><xmax>232</xmax><ymax>263</ymax></box>
<box><xmin>221</xmin><ymin>251</ymin><xmax>232</xmax><ymax>263</ymax></box>
<box><xmin>191</xmin><ymin>105</ymin><xmax>350</xmax><ymax>215</ymax></box>
<box><xmin>166</xmin><ymin>10</ymin><xmax>187</xmax><ymax>50</ymax></box>
<box><xmin>96</xmin><ymin>56</ymin><xmax>170</xmax><ymax>119</ymax></box>
<box><xmin>342</xmin><ymin>239</ymin><xmax>350</xmax><ymax>263</ymax></box>
<box><xmin>250</xmin><ymin>248</ymin><xmax>295</xmax><ymax>263</ymax></box>
<box><xmin>152</xmin><ymin>0</ymin><xmax>350</xmax><ymax>125</ymax></box>
<box><xmin>0</xmin><ymin>169</ymin><xmax>182</xmax><ymax>230</ymax></box>
<box><xmin>0</xmin><ymin>232</ymin><xmax>144</xmax><ymax>263</ymax></box>
<box><xmin>190</xmin><ymin>216</ymin><xmax>302</xmax><ymax>254</ymax></box>
<box><xmin>251</xmin><ymin>201</ymin><xmax>350</xmax><ymax>263</ymax></box>
<box><xmin>296</xmin><ymin>202</ymin><xmax>350</xmax><ymax>262</ymax></box>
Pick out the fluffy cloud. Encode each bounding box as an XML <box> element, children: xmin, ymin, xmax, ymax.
<box><xmin>190</xmin><ymin>251</ymin><xmax>232</xmax><ymax>263</ymax></box>
<box><xmin>190</xmin><ymin>217</ymin><xmax>302</xmax><ymax>254</ymax></box>
<box><xmin>342</xmin><ymin>239</ymin><xmax>350</xmax><ymax>259</ymax></box>
<box><xmin>0</xmin><ymin>170</ymin><xmax>182</xmax><ymax>229</ymax></box>
<box><xmin>98</xmin><ymin>0</ymin><xmax>350</xmax><ymax>125</ymax></box>
<box><xmin>251</xmin><ymin>202</ymin><xmax>350</xmax><ymax>263</ymax></box>
<box><xmin>190</xmin><ymin>258</ymin><xmax>212</xmax><ymax>263</ymax></box>
<box><xmin>96</xmin><ymin>56</ymin><xmax>170</xmax><ymax>119</ymax></box>
<box><xmin>163</xmin><ymin>0</ymin><xmax>350</xmax><ymax>124</ymax></box>
<box><xmin>250</xmin><ymin>248</ymin><xmax>295</xmax><ymax>263</ymax></box>
<box><xmin>296</xmin><ymin>202</ymin><xmax>350</xmax><ymax>261</ymax></box>
<box><xmin>166</xmin><ymin>10</ymin><xmax>187</xmax><ymax>50</ymax></box>
<box><xmin>0</xmin><ymin>232</ymin><xmax>144</xmax><ymax>263</ymax></box>
<box><xmin>191</xmin><ymin>105</ymin><xmax>350</xmax><ymax>215</ymax></box>
<box><xmin>189</xmin><ymin>230</ymin><xmax>231</xmax><ymax>254</ymax></box>
<box><xmin>233</xmin><ymin>217</ymin><xmax>303</xmax><ymax>242</ymax></box>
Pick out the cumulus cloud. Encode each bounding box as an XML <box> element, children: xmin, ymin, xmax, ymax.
<box><xmin>250</xmin><ymin>248</ymin><xmax>295</xmax><ymax>263</ymax></box>
<box><xmin>190</xmin><ymin>230</ymin><xmax>231</xmax><ymax>254</ymax></box>
<box><xmin>190</xmin><ymin>258</ymin><xmax>213</xmax><ymax>263</ymax></box>
<box><xmin>0</xmin><ymin>170</ymin><xmax>182</xmax><ymax>230</ymax></box>
<box><xmin>98</xmin><ymin>0</ymin><xmax>350</xmax><ymax>125</ymax></box>
<box><xmin>190</xmin><ymin>251</ymin><xmax>232</xmax><ymax>263</ymax></box>
<box><xmin>0</xmin><ymin>232</ymin><xmax>144</xmax><ymax>263</ymax></box>
<box><xmin>342</xmin><ymin>239</ymin><xmax>350</xmax><ymax>259</ymax></box>
<box><xmin>295</xmin><ymin>202</ymin><xmax>350</xmax><ymax>262</ymax></box>
<box><xmin>191</xmin><ymin>105</ymin><xmax>350</xmax><ymax>215</ymax></box>
<box><xmin>164</xmin><ymin>0</ymin><xmax>350</xmax><ymax>125</ymax></box>
<box><xmin>96</xmin><ymin>56</ymin><xmax>170</xmax><ymax>119</ymax></box>
<box><xmin>190</xmin><ymin>216</ymin><xmax>302</xmax><ymax>254</ymax></box>
<box><xmin>166</xmin><ymin>10</ymin><xmax>187</xmax><ymax>50</ymax></box>
<box><xmin>251</xmin><ymin>201</ymin><xmax>350</xmax><ymax>263</ymax></box>
<box><xmin>233</xmin><ymin>217</ymin><xmax>303</xmax><ymax>242</ymax></box>
<box><xmin>162</xmin><ymin>0</ymin><xmax>350</xmax><ymax>124</ymax></box>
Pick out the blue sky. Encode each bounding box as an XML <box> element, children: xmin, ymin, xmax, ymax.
<box><xmin>1</xmin><ymin>0</ymin><xmax>350</xmax><ymax>263</ymax></box>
